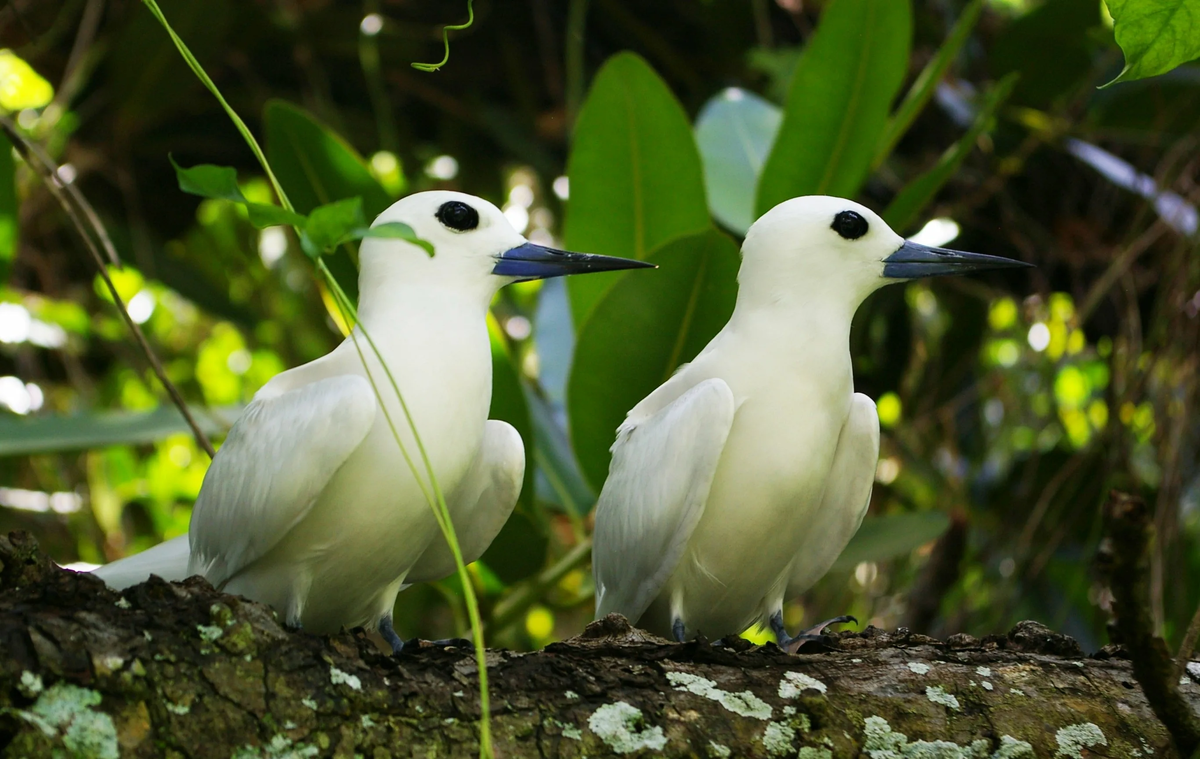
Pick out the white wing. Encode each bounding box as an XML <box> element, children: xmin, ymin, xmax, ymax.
<box><xmin>91</xmin><ymin>534</ymin><xmax>191</xmax><ymax>590</ymax></box>
<box><xmin>786</xmin><ymin>392</ymin><xmax>880</xmax><ymax>597</ymax></box>
<box><xmin>592</xmin><ymin>378</ymin><xmax>736</xmax><ymax>623</ymax></box>
<box><xmin>188</xmin><ymin>375</ymin><xmax>376</xmax><ymax>587</ymax></box>
<box><xmin>406</xmin><ymin>420</ymin><xmax>524</xmax><ymax>583</ymax></box>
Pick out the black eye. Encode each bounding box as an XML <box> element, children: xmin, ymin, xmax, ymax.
<box><xmin>831</xmin><ymin>210</ymin><xmax>869</xmax><ymax>240</ymax></box>
<box><xmin>436</xmin><ymin>201</ymin><xmax>479</xmax><ymax>232</ymax></box>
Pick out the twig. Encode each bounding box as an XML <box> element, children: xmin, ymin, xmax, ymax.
<box><xmin>0</xmin><ymin>118</ymin><xmax>216</xmax><ymax>459</ymax></box>
<box><xmin>1098</xmin><ymin>490</ymin><xmax>1200</xmax><ymax>757</ymax></box>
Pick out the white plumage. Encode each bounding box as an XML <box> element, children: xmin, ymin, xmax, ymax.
<box><xmin>94</xmin><ymin>190</ymin><xmax>649</xmax><ymax>649</ymax></box>
<box><xmin>593</xmin><ymin>195</ymin><xmax>1027</xmax><ymax>646</ymax></box>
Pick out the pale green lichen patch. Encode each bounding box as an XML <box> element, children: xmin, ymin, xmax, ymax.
<box><xmin>360</xmin><ymin>715</ymin><xmax>375</xmax><ymax>728</ymax></box>
<box><xmin>779</xmin><ymin>671</ymin><xmax>828</xmax><ymax>697</ymax></box>
<box><xmin>328</xmin><ymin>666</ymin><xmax>362</xmax><ymax>691</ymax></box>
<box><xmin>564</xmin><ymin>690</ymin><xmax>579</xmax><ymax>699</ymax></box>
<box><xmin>301</xmin><ymin>697</ymin><xmax>317</xmax><ymax>710</ymax></box>
<box><xmin>1054</xmin><ymin>723</ymin><xmax>1105</xmax><ymax>758</ymax></box>
<box><xmin>19</xmin><ymin>670</ymin><xmax>43</xmax><ymax>696</ymax></box>
<box><xmin>1186</xmin><ymin>662</ymin><xmax>1200</xmax><ymax>680</ymax></box>
<box><xmin>197</xmin><ymin>624</ymin><xmax>224</xmax><ymax>642</ymax></box>
<box><xmin>1010</xmin><ymin>688</ymin><xmax>1025</xmax><ymax>696</ymax></box>
<box><xmin>975</xmin><ymin>667</ymin><xmax>991</xmax><ymax>677</ymax></box>
<box><xmin>561</xmin><ymin>723</ymin><xmax>582</xmax><ymax>741</ymax></box>
<box><xmin>862</xmin><ymin>715</ymin><xmax>995</xmax><ymax>759</ymax></box>
<box><xmin>798</xmin><ymin>748</ymin><xmax>833</xmax><ymax>759</ymax></box>
<box><xmin>668</xmin><ymin>671</ymin><xmax>773</xmax><ymax>719</ymax></box>
<box><xmin>992</xmin><ymin>735</ymin><xmax>1035</xmax><ymax>758</ymax></box>
<box><xmin>925</xmin><ymin>686</ymin><xmax>960</xmax><ymax>710</ymax></box>
<box><xmin>762</xmin><ymin>722</ymin><xmax>796</xmax><ymax>756</ymax></box>
<box><xmin>164</xmin><ymin>700</ymin><xmax>190</xmax><ymax>715</ymax></box>
<box><xmin>114</xmin><ymin>597</ymin><xmax>131</xmax><ymax>609</ymax></box>
<box><xmin>980</xmin><ymin>681</ymin><xmax>993</xmax><ymax>691</ymax></box>
<box><xmin>15</xmin><ymin>682</ymin><xmax>119</xmax><ymax>759</ymax></box>
<box><xmin>707</xmin><ymin>740</ymin><xmax>732</xmax><ymax>758</ymax></box>
<box><xmin>231</xmin><ymin>734</ymin><xmax>319</xmax><ymax>759</ymax></box>
<box><xmin>587</xmin><ymin>702</ymin><xmax>667</xmax><ymax>754</ymax></box>
<box><xmin>907</xmin><ymin>662</ymin><xmax>931</xmax><ymax>675</ymax></box>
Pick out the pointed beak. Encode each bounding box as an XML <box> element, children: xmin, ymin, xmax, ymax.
<box><xmin>882</xmin><ymin>241</ymin><xmax>1033</xmax><ymax>279</ymax></box>
<box><xmin>492</xmin><ymin>242</ymin><xmax>655</xmax><ymax>281</ymax></box>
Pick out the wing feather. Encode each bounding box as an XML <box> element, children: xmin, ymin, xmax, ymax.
<box><xmin>592</xmin><ymin>378</ymin><xmax>735</xmax><ymax>624</ymax></box>
<box><xmin>188</xmin><ymin>374</ymin><xmax>376</xmax><ymax>586</ymax></box>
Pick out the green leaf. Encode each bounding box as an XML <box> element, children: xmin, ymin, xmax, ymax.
<box><xmin>874</xmin><ymin>0</ymin><xmax>985</xmax><ymax>167</ymax></box>
<box><xmin>694</xmin><ymin>88</ymin><xmax>782</xmax><ymax>236</ymax></box>
<box><xmin>265</xmin><ymin>99</ymin><xmax>392</xmax><ymax>301</ymax></box>
<box><xmin>0</xmin><ymin>132</ymin><xmax>16</xmax><ymax>283</ymax></box>
<box><xmin>1104</xmin><ymin>0</ymin><xmax>1200</xmax><ymax>85</ymax></box>
<box><xmin>171</xmin><ymin>156</ymin><xmax>247</xmax><ymax>203</ymax></box>
<box><xmin>755</xmin><ymin>0</ymin><xmax>912</xmax><ymax>216</ymax></box>
<box><xmin>0</xmin><ymin>406</ymin><xmax>242</xmax><ymax>457</ymax></box>
<box><xmin>244</xmin><ymin>202</ymin><xmax>306</xmax><ymax>229</ymax></box>
<box><xmin>830</xmin><ymin>511</ymin><xmax>950</xmax><ymax>572</ymax></box>
<box><xmin>349</xmin><ymin>222</ymin><xmax>435</xmax><ymax>257</ymax></box>
<box><xmin>171</xmin><ymin>156</ymin><xmax>304</xmax><ymax>230</ymax></box>
<box><xmin>527</xmin><ymin>388</ymin><xmax>596</xmax><ymax>516</ymax></box>
<box><xmin>303</xmin><ymin>197</ymin><xmax>366</xmax><ymax>256</ymax></box>
<box><xmin>883</xmin><ymin>74</ymin><xmax>1019</xmax><ymax>233</ymax></box>
<box><xmin>568</xmin><ymin>230</ymin><xmax>740</xmax><ymax>491</ymax></box>
<box><xmin>564</xmin><ymin>52</ymin><xmax>711</xmax><ymax>326</ymax></box>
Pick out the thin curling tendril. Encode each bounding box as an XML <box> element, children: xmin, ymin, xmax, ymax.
<box><xmin>412</xmin><ymin>0</ymin><xmax>475</xmax><ymax>72</ymax></box>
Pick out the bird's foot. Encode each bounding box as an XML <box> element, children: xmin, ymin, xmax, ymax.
<box><xmin>378</xmin><ymin>615</ymin><xmax>405</xmax><ymax>655</ymax></box>
<box><xmin>770</xmin><ymin>612</ymin><xmax>857</xmax><ymax>654</ymax></box>
<box><xmin>672</xmin><ymin>617</ymin><xmax>687</xmax><ymax>644</ymax></box>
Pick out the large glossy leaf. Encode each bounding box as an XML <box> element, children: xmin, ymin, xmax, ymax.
<box><xmin>874</xmin><ymin>0</ymin><xmax>985</xmax><ymax>167</ymax></box>
<box><xmin>0</xmin><ymin>406</ymin><xmax>241</xmax><ymax>457</ymax></box>
<box><xmin>883</xmin><ymin>74</ymin><xmax>1019</xmax><ymax>233</ymax></box>
<box><xmin>830</xmin><ymin>511</ymin><xmax>950</xmax><ymax>572</ymax></box>
<box><xmin>755</xmin><ymin>0</ymin><xmax>912</xmax><ymax>216</ymax></box>
<box><xmin>264</xmin><ymin>100</ymin><xmax>392</xmax><ymax>302</ymax></box>
<box><xmin>564</xmin><ymin>52</ymin><xmax>711</xmax><ymax>326</ymax></box>
<box><xmin>1104</xmin><ymin>0</ymin><xmax>1200</xmax><ymax>86</ymax></box>
<box><xmin>486</xmin><ymin>314</ymin><xmax>534</xmax><ymax>509</ymax></box>
<box><xmin>694</xmin><ymin>88</ymin><xmax>782</xmax><ymax>236</ymax></box>
<box><xmin>527</xmin><ymin>388</ymin><xmax>596</xmax><ymax>516</ymax></box>
<box><xmin>568</xmin><ymin>230</ymin><xmax>740</xmax><ymax>491</ymax></box>
<box><xmin>0</xmin><ymin>132</ymin><xmax>16</xmax><ymax>283</ymax></box>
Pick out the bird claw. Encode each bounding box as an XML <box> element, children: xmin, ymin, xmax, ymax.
<box><xmin>772</xmin><ymin>612</ymin><xmax>857</xmax><ymax>653</ymax></box>
<box><xmin>405</xmin><ymin>637</ymin><xmax>473</xmax><ymax>650</ymax></box>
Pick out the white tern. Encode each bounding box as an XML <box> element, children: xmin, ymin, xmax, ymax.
<box><xmin>591</xmin><ymin>196</ymin><xmax>1029</xmax><ymax>650</ymax></box>
<box><xmin>93</xmin><ymin>190</ymin><xmax>651</xmax><ymax>651</ymax></box>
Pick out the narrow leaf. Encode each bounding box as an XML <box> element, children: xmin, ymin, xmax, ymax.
<box><xmin>874</xmin><ymin>0</ymin><xmax>985</xmax><ymax>167</ymax></box>
<box><xmin>245</xmin><ymin>203</ymin><xmax>306</xmax><ymax>230</ymax></box>
<box><xmin>830</xmin><ymin>511</ymin><xmax>950</xmax><ymax>572</ymax></box>
<box><xmin>564</xmin><ymin>52</ymin><xmax>711</xmax><ymax>326</ymax></box>
<box><xmin>305</xmin><ymin>197</ymin><xmax>366</xmax><ymax>255</ymax></box>
<box><xmin>1104</xmin><ymin>0</ymin><xmax>1200</xmax><ymax>86</ymax></box>
<box><xmin>171</xmin><ymin>156</ymin><xmax>247</xmax><ymax>203</ymax></box>
<box><xmin>756</xmin><ymin>0</ymin><xmax>912</xmax><ymax>215</ymax></box>
<box><xmin>568</xmin><ymin>230</ymin><xmax>740</xmax><ymax>491</ymax></box>
<box><xmin>883</xmin><ymin>74</ymin><xmax>1019</xmax><ymax>233</ymax></box>
<box><xmin>0</xmin><ymin>406</ymin><xmax>242</xmax><ymax>457</ymax></box>
<box><xmin>694</xmin><ymin>88</ymin><xmax>782</xmax><ymax>236</ymax></box>
<box><xmin>349</xmin><ymin>222</ymin><xmax>435</xmax><ymax>256</ymax></box>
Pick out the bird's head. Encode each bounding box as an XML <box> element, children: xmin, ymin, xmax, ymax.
<box><xmin>360</xmin><ymin>191</ymin><xmax>652</xmax><ymax>302</ymax></box>
<box><xmin>739</xmin><ymin>196</ymin><xmax>1030</xmax><ymax>312</ymax></box>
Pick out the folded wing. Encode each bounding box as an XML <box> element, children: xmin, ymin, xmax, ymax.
<box><xmin>592</xmin><ymin>378</ymin><xmax>736</xmax><ymax>624</ymax></box>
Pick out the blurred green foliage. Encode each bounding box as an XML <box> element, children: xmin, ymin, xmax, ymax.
<box><xmin>0</xmin><ymin>0</ymin><xmax>1197</xmax><ymax>655</ymax></box>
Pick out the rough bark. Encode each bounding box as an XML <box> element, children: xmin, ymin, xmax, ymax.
<box><xmin>2</xmin><ymin>531</ymin><xmax>1198</xmax><ymax>759</ymax></box>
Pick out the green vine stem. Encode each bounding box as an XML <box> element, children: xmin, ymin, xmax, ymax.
<box><xmin>411</xmin><ymin>0</ymin><xmax>475</xmax><ymax>72</ymax></box>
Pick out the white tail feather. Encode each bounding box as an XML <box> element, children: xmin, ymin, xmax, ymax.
<box><xmin>91</xmin><ymin>534</ymin><xmax>193</xmax><ymax>590</ymax></box>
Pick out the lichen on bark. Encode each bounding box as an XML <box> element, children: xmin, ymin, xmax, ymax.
<box><xmin>2</xmin><ymin>531</ymin><xmax>1198</xmax><ymax>758</ymax></box>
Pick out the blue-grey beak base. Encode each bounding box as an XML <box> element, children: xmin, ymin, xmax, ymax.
<box><xmin>883</xmin><ymin>241</ymin><xmax>1033</xmax><ymax>279</ymax></box>
<box><xmin>492</xmin><ymin>242</ymin><xmax>655</xmax><ymax>281</ymax></box>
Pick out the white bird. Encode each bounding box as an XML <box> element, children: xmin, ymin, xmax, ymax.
<box><xmin>93</xmin><ymin>190</ymin><xmax>651</xmax><ymax>651</ymax></box>
<box><xmin>591</xmin><ymin>196</ymin><xmax>1029</xmax><ymax>650</ymax></box>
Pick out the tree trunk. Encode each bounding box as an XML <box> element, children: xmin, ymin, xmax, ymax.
<box><xmin>2</xmin><ymin>531</ymin><xmax>1196</xmax><ymax>758</ymax></box>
